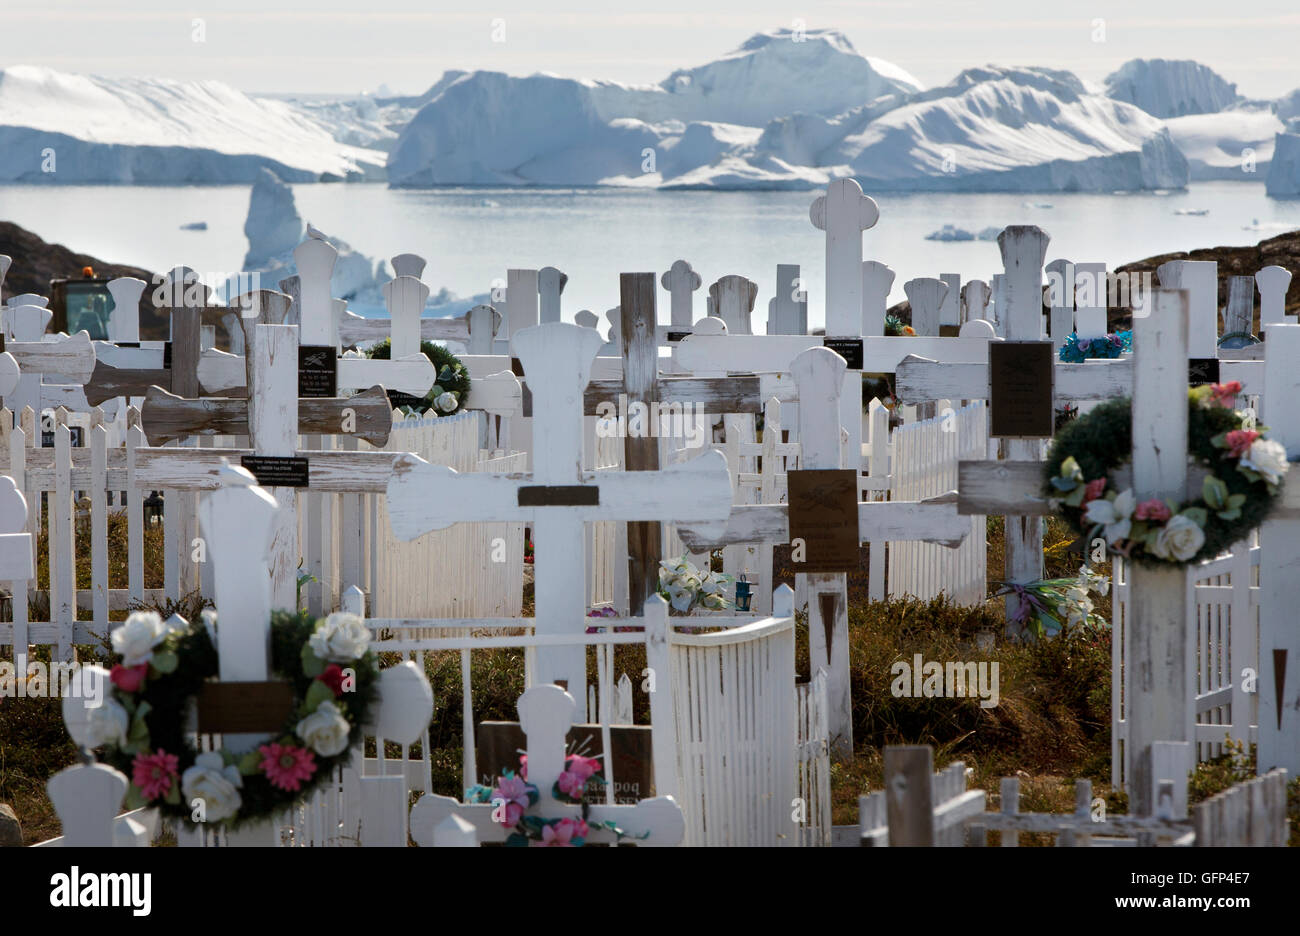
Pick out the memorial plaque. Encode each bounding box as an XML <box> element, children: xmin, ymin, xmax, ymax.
<box><xmin>787</xmin><ymin>469</ymin><xmax>860</xmax><ymax>572</ymax></box>
<box><xmin>1188</xmin><ymin>357</ymin><xmax>1220</xmax><ymax>387</ymax></box>
<box><xmin>823</xmin><ymin>336</ymin><xmax>864</xmax><ymax>369</ymax></box>
<box><xmin>197</xmin><ymin>681</ymin><xmax>295</xmax><ymax>734</ymax></box>
<box><xmin>518</xmin><ymin>485</ymin><xmax>599</xmax><ymax>507</ymax></box>
<box><xmin>241</xmin><ymin>455</ymin><xmax>310</xmax><ymax>488</ymax></box>
<box><xmin>298</xmin><ymin>344</ymin><xmax>337</xmax><ymax>397</ymax></box>
<box><xmin>385</xmin><ymin>389</ymin><xmax>426</xmax><ymax>410</ymax></box>
<box><xmin>989</xmin><ymin>340</ymin><xmax>1054</xmax><ymax>438</ymax></box>
<box><xmin>666</xmin><ymin>330</ymin><xmax>692</xmax><ymax>343</ymax></box>
<box><xmin>476</xmin><ymin>721</ymin><xmax>655</xmax><ymax>801</ymax></box>
<box><xmin>511</xmin><ymin>357</ymin><xmax>534</xmax><ymax>417</ymax></box>
<box><xmin>42</xmin><ymin>426</ymin><xmax>83</xmax><ymax>448</ymax></box>
<box><xmin>115</xmin><ymin>341</ymin><xmax>140</xmax><ymax>348</ymax></box>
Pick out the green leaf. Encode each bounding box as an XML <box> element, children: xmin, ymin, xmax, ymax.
<box><xmin>1226</xmin><ymin>493</ymin><xmax>1246</xmax><ymax>508</ymax></box>
<box><xmin>238</xmin><ymin>751</ymin><xmax>263</xmax><ymax>776</ymax></box>
<box><xmin>1209</xmin><ymin>431</ymin><xmax>1229</xmax><ymax>449</ymax></box>
<box><xmin>164</xmin><ymin>782</ymin><xmax>181</xmax><ymax>806</ymax></box>
<box><xmin>150</xmin><ymin>650</ymin><xmax>178</xmax><ymax>675</ymax></box>
<box><xmin>1202</xmin><ymin>475</ymin><xmax>1228</xmax><ymax>509</ymax></box>
<box><xmin>1063</xmin><ymin>488</ymin><xmax>1086</xmax><ymax>507</ymax></box>
<box><xmin>1217</xmin><ymin>508</ymin><xmax>1242</xmax><ymax>521</ymax></box>
<box><xmin>1180</xmin><ymin>507</ymin><xmax>1208</xmax><ymax>528</ymax></box>
<box><xmin>123</xmin><ymin>784</ymin><xmax>146</xmax><ymax>811</ymax></box>
<box><xmin>302</xmin><ymin>679</ymin><xmax>335</xmax><ymax>714</ymax></box>
<box><xmin>300</xmin><ymin>642</ymin><xmax>325</xmax><ymax>678</ymax></box>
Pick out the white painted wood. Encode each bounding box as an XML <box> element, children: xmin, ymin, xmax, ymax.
<box><xmin>390</xmin><ymin>253</ymin><xmax>426</xmax><ymax>280</ymax></box>
<box><xmin>106</xmin><ymin>278</ymin><xmax>145</xmax><ymax>343</ymax></box>
<box><xmin>0</xmin><ymin>475</ymin><xmax>33</xmax><ymax>580</ymax></box>
<box><xmin>538</xmin><ymin>266</ymin><xmax>567</xmax><ymax>323</ymax></box>
<box><xmin>249</xmin><ymin>324</ymin><xmax>299</xmax><ymax>611</ymax></box>
<box><xmin>1156</xmin><ymin>260</ymin><xmax>1218</xmax><ymax>359</ymax></box>
<box><xmin>47</xmin><ymin>762</ymin><xmax>130</xmax><ymax>847</ymax></box>
<box><xmin>1074</xmin><ymin>261</ymin><xmax>1107</xmax><ymax>338</ymax></box>
<box><xmin>709</xmin><ymin>275</ymin><xmax>757</xmax><ymax>335</ymax></box>
<box><xmin>861</xmin><ymin>261</ymin><xmax>895</xmax><ymax>336</ymax></box>
<box><xmin>1258</xmin><ymin>322</ymin><xmax>1300</xmax><ymax>775</ymax></box>
<box><xmin>904</xmin><ymin>278</ymin><xmax>947</xmax><ymax>339</ymax></box>
<box><xmin>1224</xmin><ymin>276</ymin><xmax>1254</xmax><ymax>337</ymax></box>
<box><xmin>1256</xmin><ymin>265</ymin><xmax>1292</xmax><ymax>331</ymax></box>
<box><xmin>675</xmin><ymin>333</ymin><xmax>994</xmax><ymax>376</ymax></box>
<box><xmin>961</xmin><ymin>279</ymin><xmax>992</xmax><ymax>326</ymax></box>
<box><xmin>1129</xmin><ymin>287</ymin><xmax>1193</xmax><ymax>817</ymax></box>
<box><xmin>295</xmin><ymin>237</ymin><xmax>339</xmax><ymax>348</ymax></box>
<box><xmin>767</xmin><ymin>264</ymin><xmax>806</xmax><ymax>336</ymax></box>
<box><xmin>939</xmin><ymin>273</ymin><xmax>961</xmax><ymax>327</ymax></box>
<box><xmin>382</xmin><ymin>275</ymin><xmax>429</xmax><ymax>358</ymax></box>
<box><xmin>197</xmin><ymin>348</ymin><xmax>435</xmax><ymax>397</ymax></box>
<box><xmin>810</xmin><ymin>178</ymin><xmax>879</xmax><ymax>333</ymax></box>
<box><xmin>661</xmin><ymin>259</ymin><xmax>701</xmax><ymax>330</ymax></box>
<box><xmin>1045</xmin><ymin>258</ymin><xmax>1074</xmax><ymax>350</ymax></box>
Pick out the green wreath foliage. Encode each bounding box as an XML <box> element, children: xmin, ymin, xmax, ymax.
<box><xmin>366</xmin><ymin>338</ymin><xmax>471</xmax><ymax>415</ymax></box>
<box><xmin>98</xmin><ymin>611</ymin><xmax>379</xmax><ymax>831</ymax></box>
<box><xmin>1044</xmin><ymin>392</ymin><xmax>1282</xmax><ymax>566</ymax></box>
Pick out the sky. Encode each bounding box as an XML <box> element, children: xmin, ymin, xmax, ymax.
<box><xmin>1</xmin><ymin>0</ymin><xmax>1298</xmax><ymax>100</ymax></box>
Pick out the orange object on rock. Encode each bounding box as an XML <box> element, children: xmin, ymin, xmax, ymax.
<box><xmin>82</xmin><ymin>265</ymin><xmax>95</xmax><ymax>278</ymax></box>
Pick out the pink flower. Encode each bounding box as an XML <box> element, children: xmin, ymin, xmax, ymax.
<box><xmin>518</xmin><ymin>754</ymin><xmax>526</xmax><ymax>780</ymax></box>
<box><xmin>538</xmin><ymin>818</ymin><xmax>587</xmax><ymax>846</ymax></box>
<box><xmin>566</xmin><ymin>754</ymin><xmax>602</xmax><ymax>782</ymax></box>
<box><xmin>493</xmin><ymin>773</ymin><xmax>532</xmax><ymax>826</ymax></box>
<box><xmin>1225</xmin><ymin>429</ymin><xmax>1260</xmax><ymax>459</ymax></box>
<box><xmin>111</xmin><ymin>663</ymin><xmax>148</xmax><ymax>693</ymax></box>
<box><xmin>1210</xmin><ymin>381</ymin><xmax>1243</xmax><ymax>408</ymax></box>
<box><xmin>556</xmin><ymin>770</ymin><xmax>586</xmax><ymax>798</ymax></box>
<box><xmin>258</xmin><ymin>742</ymin><xmax>317</xmax><ymax>792</ymax></box>
<box><xmin>131</xmin><ymin>749</ymin><xmax>179</xmax><ymax>801</ymax></box>
<box><xmin>1134</xmin><ymin>499</ymin><xmax>1172</xmax><ymax>523</ymax></box>
<box><xmin>1082</xmin><ymin>478</ymin><xmax>1106</xmax><ymax>504</ymax></box>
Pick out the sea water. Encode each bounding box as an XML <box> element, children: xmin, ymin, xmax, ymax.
<box><xmin>1</xmin><ymin>181</ymin><xmax>1296</xmax><ymax>326</ymax></box>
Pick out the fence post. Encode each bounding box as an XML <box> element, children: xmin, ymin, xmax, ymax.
<box><xmin>1000</xmin><ymin>776</ymin><xmax>1020</xmax><ymax>847</ymax></box>
<box><xmin>644</xmin><ymin>594</ymin><xmax>678</xmax><ymax>801</ymax></box>
<box><xmin>884</xmin><ymin>745</ymin><xmax>935</xmax><ymax>846</ymax></box>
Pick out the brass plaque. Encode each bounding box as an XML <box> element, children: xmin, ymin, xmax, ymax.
<box><xmin>989</xmin><ymin>340</ymin><xmax>1054</xmax><ymax>439</ymax></box>
<box><xmin>197</xmin><ymin>681</ymin><xmax>295</xmax><ymax>734</ymax></box>
<box><xmin>787</xmin><ymin>469</ymin><xmax>860</xmax><ymax>572</ymax></box>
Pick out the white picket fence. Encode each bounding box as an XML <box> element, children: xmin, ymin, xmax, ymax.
<box><xmin>887</xmin><ymin>399</ymin><xmax>987</xmax><ymax>606</ymax></box>
<box><xmin>1111</xmin><ymin>536</ymin><xmax>1260</xmax><ymax>790</ymax></box>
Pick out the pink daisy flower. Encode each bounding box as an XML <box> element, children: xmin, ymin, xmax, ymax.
<box><xmin>131</xmin><ymin>749</ymin><xmax>179</xmax><ymax>801</ymax></box>
<box><xmin>258</xmin><ymin>743</ymin><xmax>317</xmax><ymax>792</ymax></box>
<box><xmin>493</xmin><ymin>773</ymin><xmax>533</xmax><ymax>826</ymax></box>
<box><xmin>556</xmin><ymin>770</ymin><xmax>586</xmax><ymax>799</ymax></box>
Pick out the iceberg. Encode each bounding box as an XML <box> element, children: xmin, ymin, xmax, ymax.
<box><xmin>0</xmin><ymin>65</ymin><xmax>385</xmax><ymax>183</ymax></box>
<box><xmin>1104</xmin><ymin>59</ymin><xmax>1240</xmax><ymax>118</ymax></box>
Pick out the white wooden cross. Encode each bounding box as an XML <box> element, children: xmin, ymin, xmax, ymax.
<box><xmin>338</xmin><ymin>253</ymin><xmax>497</xmax><ymax>349</ymax></box>
<box><xmin>1256</xmin><ymin>322</ymin><xmax>1300</xmax><ymax>776</ymax></box>
<box><xmin>386</xmin><ymin>321</ymin><xmax>734</xmax><ymax>698</ymax></box>
<box><xmin>409</xmin><ymin>683</ymin><xmax>684</xmax><ymax>847</ymax></box>
<box><xmin>538</xmin><ymin>266</ymin><xmax>567</xmax><ymax>323</ymax></box>
<box><xmin>956</xmin><ymin>289</ymin><xmax>1196</xmax><ymax>814</ymax></box>
<box><xmin>676</xmin><ymin>346</ymin><xmax>969</xmax><ymax>757</ymax></box>
<box><xmin>861</xmin><ymin>261</ymin><xmax>895</xmax><ymax>336</ymax></box>
<box><xmin>709</xmin><ymin>275</ymin><xmax>758</xmax><ymax>335</ymax></box>
<box><xmin>3</xmin><ymin>303</ymin><xmax>97</xmax><ymax>419</ymax></box>
<box><xmin>663</xmin><ymin>259</ymin><xmax>702</xmax><ymax>334</ymax></box>
<box><xmin>1257</xmin><ymin>266</ymin><xmax>1293</xmax><ymax>332</ymax></box>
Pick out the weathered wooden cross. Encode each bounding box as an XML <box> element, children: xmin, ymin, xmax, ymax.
<box><xmin>676</xmin><ymin>345</ymin><xmax>969</xmax><ymax>758</ymax></box>
<box><xmin>956</xmin><ymin>289</ymin><xmax>1196</xmax><ymax>814</ymax></box>
<box><xmin>385</xmin><ymin>321</ymin><xmax>734</xmax><ymax>699</ymax></box>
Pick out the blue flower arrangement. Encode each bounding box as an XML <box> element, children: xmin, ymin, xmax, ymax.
<box><xmin>1058</xmin><ymin>331</ymin><xmax>1132</xmax><ymax>362</ymax></box>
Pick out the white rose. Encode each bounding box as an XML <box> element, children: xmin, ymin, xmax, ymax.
<box><xmin>435</xmin><ymin>392</ymin><xmax>458</xmax><ymax>413</ymax></box>
<box><xmin>296</xmin><ymin>700</ymin><xmax>353</xmax><ymax>757</ymax></box>
<box><xmin>309</xmin><ymin>612</ymin><xmax>371</xmax><ymax>663</ymax></box>
<box><xmin>1241</xmin><ymin>438</ymin><xmax>1290</xmax><ymax>487</ymax></box>
<box><xmin>84</xmin><ymin>696</ymin><xmax>130</xmax><ymax>748</ymax></box>
<box><xmin>181</xmin><ymin>751</ymin><xmax>244</xmax><ymax>822</ymax></box>
<box><xmin>110</xmin><ymin>611</ymin><xmax>167</xmax><ymax>666</ymax></box>
<box><xmin>1150</xmin><ymin>514</ymin><xmax>1206</xmax><ymax>562</ymax></box>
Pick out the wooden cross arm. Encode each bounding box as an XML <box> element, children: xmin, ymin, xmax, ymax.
<box><xmin>409</xmin><ymin>793</ymin><xmax>685</xmax><ymax>847</ymax></box>
<box><xmin>84</xmin><ymin>362</ymin><xmax>172</xmax><ymax>405</ymax></box>
<box><xmin>338</xmin><ymin>310</ymin><xmax>473</xmax><ymax>344</ymax></box>
<box><xmin>460</xmin><ymin>353</ymin><xmax>624</xmax><ymax>381</ymax></box>
<box><xmin>896</xmin><ymin>355</ymin><xmax>1263</xmax><ymax>403</ymax></box>
<box><xmin>956</xmin><ymin>460</ymin><xmax>1226</xmax><ymax>515</ymax></box>
<box><xmin>10</xmin><ymin>331</ymin><xmax>96</xmax><ymax>385</ymax></box>
<box><xmin>197</xmin><ymin>348</ymin><xmax>437</xmax><ymax>396</ymax></box>
<box><xmin>674</xmin><ymin>334</ymin><xmax>996</xmax><ymax>376</ymax></box>
<box><xmin>385</xmin><ymin>449</ymin><xmax>735</xmax><ymax>541</ymax></box>
<box><xmin>132</xmin><ymin>448</ymin><xmax>403</xmax><ymax>492</ymax></box>
<box><xmin>140</xmin><ymin>385</ymin><xmax>394</xmax><ymax>446</ymax></box>
<box><xmin>583</xmin><ymin>376</ymin><xmax>762</xmax><ymax>415</ymax></box>
<box><xmin>673</xmin><ymin>492</ymin><xmax>970</xmax><ymax>551</ymax></box>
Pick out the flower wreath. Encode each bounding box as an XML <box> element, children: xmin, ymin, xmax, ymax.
<box><xmin>88</xmin><ymin>609</ymin><xmax>378</xmax><ymax>830</ymax></box>
<box><xmin>1045</xmin><ymin>381</ymin><xmax>1288</xmax><ymax>566</ymax></box>
<box><xmin>1058</xmin><ymin>330</ymin><xmax>1132</xmax><ymax>362</ymax></box>
<box><xmin>466</xmin><ymin>754</ymin><xmax>646</xmax><ymax>847</ymax></box>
